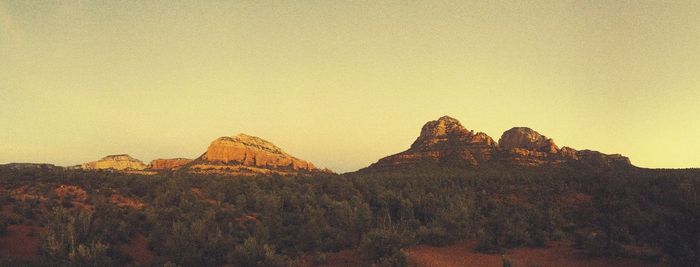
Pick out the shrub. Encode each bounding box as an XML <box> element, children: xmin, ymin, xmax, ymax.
<box><xmin>416</xmin><ymin>226</ymin><xmax>451</xmax><ymax>246</ymax></box>
<box><xmin>0</xmin><ymin>214</ymin><xmax>8</xmax><ymax>237</ymax></box>
<box><xmin>575</xmin><ymin>229</ymin><xmax>625</xmax><ymax>257</ymax></box>
<box><xmin>359</xmin><ymin>228</ymin><xmax>410</xmax><ymax>266</ymax></box>
<box><xmin>229</xmin><ymin>237</ymin><xmax>288</xmax><ymax>267</ymax></box>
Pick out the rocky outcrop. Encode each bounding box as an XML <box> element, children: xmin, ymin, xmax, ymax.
<box><xmin>559</xmin><ymin>146</ymin><xmax>579</xmax><ymax>160</ymax></box>
<box><xmin>364</xmin><ymin>115</ymin><xmax>633</xmax><ymax>171</ymax></box>
<box><xmin>576</xmin><ymin>150</ymin><xmax>631</xmax><ymax>168</ymax></box>
<box><xmin>499</xmin><ymin>127</ymin><xmax>559</xmax><ymax>153</ymax></box>
<box><xmin>185</xmin><ymin>134</ymin><xmax>329</xmax><ymax>176</ymax></box>
<box><xmin>497</xmin><ymin>127</ymin><xmax>569</xmax><ymax>166</ymax></box>
<box><xmin>148</xmin><ymin>158</ymin><xmax>192</xmax><ymax>171</ymax></box>
<box><xmin>367</xmin><ymin>116</ymin><xmax>498</xmax><ymax>169</ymax></box>
<box><xmin>81</xmin><ymin>154</ymin><xmax>147</xmax><ymax>171</ymax></box>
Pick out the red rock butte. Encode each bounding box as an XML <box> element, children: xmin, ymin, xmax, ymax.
<box><xmin>365</xmin><ymin>115</ymin><xmax>631</xmax><ymax>171</ymax></box>
<box><xmin>184</xmin><ymin>133</ymin><xmax>329</xmax><ymax>176</ymax></box>
<box><xmin>81</xmin><ymin>154</ymin><xmax>147</xmax><ymax>171</ymax></box>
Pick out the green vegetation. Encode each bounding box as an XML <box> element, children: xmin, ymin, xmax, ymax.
<box><xmin>0</xmin><ymin>165</ymin><xmax>698</xmax><ymax>266</ymax></box>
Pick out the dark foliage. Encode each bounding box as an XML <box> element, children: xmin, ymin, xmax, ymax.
<box><xmin>0</xmin><ymin>165</ymin><xmax>698</xmax><ymax>266</ymax></box>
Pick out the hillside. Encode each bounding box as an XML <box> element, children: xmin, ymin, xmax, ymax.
<box><xmin>0</xmin><ymin>164</ymin><xmax>697</xmax><ymax>266</ymax></box>
<box><xmin>363</xmin><ymin>116</ymin><xmax>631</xmax><ymax>172</ymax></box>
<box><xmin>0</xmin><ymin>117</ymin><xmax>696</xmax><ymax>266</ymax></box>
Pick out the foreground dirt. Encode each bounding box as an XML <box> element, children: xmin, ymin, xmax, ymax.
<box><xmin>321</xmin><ymin>241</ymin><xmax>663</xmax><ymax>267</ymax></box>
<box><xmin>1</xmin><ymin>227</ymin><xmax>664</xmax><ymax>267</ymax></box>
<box><xmin>408</xmin><ymin>241</ymin><xmax>662</xmax><ymax>267</ymax></box>
<box><xmin>0</xmin><ymin>225</ymin><xmax>43</xmax><ymax>262</ymax></box>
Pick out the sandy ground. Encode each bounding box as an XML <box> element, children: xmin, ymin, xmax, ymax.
<box><xmin>320</xmin><ymin>241</ymin><xmax>664</xmax><ymax>267</ymax></box>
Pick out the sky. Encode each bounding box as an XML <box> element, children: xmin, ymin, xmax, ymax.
<box><xmin>1</xmin><ymin>1</ymin><xmax>699</xmax><ymax>172</ymax></box>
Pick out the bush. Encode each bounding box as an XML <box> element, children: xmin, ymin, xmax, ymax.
<box><xmin>575</xmin><ymin>229</ymin><xmax>625</xmax><ymax>257</ymax></box>
<box><xmin>359</xmin><ymin>228</ymin><xmax>410</xmax><ymax>266</ymax></box>
<box><xmin>229</xmin><ymin>237</ymin><xmax>288</xmax><ymax>267</ymax></box>
<box><xmin>0</xmin><ymin>214</ymin><xmax>8</xmax><ymax>237</ymax></box>
<box><xmin>312</xmin><ymin>251</ymin><xmax>327</xmax><ymax>265</ymax></box>
<box><xmin>502</xmin><ymin>254</ymin><xmax>512</xmax><ymax>267</ymax></box>
<box><xmin>416</xmin><ymin>226</ymin><xmax>451</xmax><ymax>246</ymax></box>
<box><xmin>375</xmin><ymin>249</ymin><xmax>409</xmax><ymax>267</ymax></box>
<box><xmin>39</xmin><ymin>207</ymin><xmax>115</xmax><ymax>266</ymax></box>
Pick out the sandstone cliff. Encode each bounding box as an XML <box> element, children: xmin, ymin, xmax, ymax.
<box><xmin>364</xmin><ymin>116</ymin><xmax>632</xmax><ymax>171</ymax></box>
<box><xmin>185</xmin><ymin>133</ymin><xmax>328</xmax><ymax>176</ymax></box>
<box><xmin>497</xmin><ymin>127</ymin><xmax>569</xmax><ymax>166</ymax></box>
<box><xmin>81</xmin><ymin>154</ymin><xmax>147</xmax><ymax>171</ymax></box>
<box><xmin>368</xmin><ymin>116</ymin><xmax>497</xmax><ymax>169</ymax></box>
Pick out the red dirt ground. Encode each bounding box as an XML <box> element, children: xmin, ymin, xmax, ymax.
<box><xmin>407</xmin><ymin>241</ymin><xmax>663</xmax><ymax>267</ymax></box>
<box><xmin>319</xmin><ymin>241</ymin><xmax>664</xmax><ymax>267</ymax></box>
<box><xmin>0</xmin><ymin>225</ymin><xmax>44</xmax><ymax>262</ymax></box>
<box><xmin>116</xmin><ymin>234</ymin><xmax>157</xmax><ymax>266</ymax></box>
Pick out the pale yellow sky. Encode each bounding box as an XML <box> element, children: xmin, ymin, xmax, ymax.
<box><xmin>1</xmin><ymin>1</ymin><xmax>699</xmax><ymax>172</ymax></box>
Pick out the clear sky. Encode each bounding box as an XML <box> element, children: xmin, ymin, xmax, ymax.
<box><xmin>1</xmin><ymin>1</ymin><xmax>699</xmax><ymax>172</ymax></box>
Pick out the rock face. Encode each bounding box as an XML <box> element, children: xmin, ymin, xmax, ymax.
<box><xmin>499</xmin><ymin>127</ymin><xmax>559</xmax><ymax>153</ymax></box>
<box><xmin>81</xmin><ymin>155</ymin><xmax>147</xmax><ymax>171</ymax></box>
<box><xmin>185</xmin><ymin>133</ymin><xmax>327</xmax><ymax>176</ymax></box>
<box><xmin>498</xmin><ymin>127</ymin><xmax>570</xmax><ymax>166</ymax></box>
<box><xmin>148</xmin><ymin>158</ymin><xmax>192</xmax><ymax>171</ymax></box>
<box><xmin>577</xmin><ymin>150</ymin><xmax>631</xmax><ymax>168</ymax></box>
<box><xmin>368</xmin><ymin>116</ymin><xmax>497</xmax><ymax>169</ymax></box>
<box><xmin>364</xmin><ymin>116</ymin><xmax>632</xmax><ymax>171</ymax></box>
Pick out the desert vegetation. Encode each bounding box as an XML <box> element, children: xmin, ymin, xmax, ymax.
<box><xmin>0</xmin><ymin>165</ymin><xmax>698</xmax><ymax>266</ymax></box>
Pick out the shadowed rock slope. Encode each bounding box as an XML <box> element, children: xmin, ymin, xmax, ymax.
<box><xmin>363</xmin><ymin>116</ymin><xmax>631</xmax><ymax>171</ymax></box>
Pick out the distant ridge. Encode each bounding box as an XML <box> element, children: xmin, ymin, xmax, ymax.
<box><xmin>74</xmin><ymin>134</ymin><xmax>331</xmax><ymax>176</ymax></box>
<box><xmin>361</xmin><ymin>115</ymin><xmax>631</xmax><ymax>172</ymax></box>
<box><xmin>182</xmin><ymin>133</ymin><xmax>332</xmax><ymax>176</ymax></box>
<box><xmin>53</xmin><ymin>118</ymin><xmax>633</xmax><ymax>175</ymax></box>
<box><xmin>81</xmin><ymin>154</ymin><xmax>147</xmax><ymax>171</ymax></box>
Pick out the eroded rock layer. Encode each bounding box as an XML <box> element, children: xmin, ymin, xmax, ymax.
<box><xmin>185</xmin><ymin>134</ymin><xmax>327</xmax><ymax>176</ymax></box>
<box><xmin>368</xmin><ymin>116</ymin><xmax>497</xmax><ymax>169</ymax></box>
<box><xmin>365</xmin><ymin>116</ymin><xmax>631</xmax><ymax>170</ymax></box>
<box><xmin>81</xmin><ymin>155</ymin><xmax>147</xmax><ymax>171</ymax></box>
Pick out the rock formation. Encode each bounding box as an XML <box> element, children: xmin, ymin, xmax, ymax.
<box><xmin>148</xmin><ymin>158</ymin><xmax>192</xmax><ymax>171</ymax></box>
<box><xmin>185</xmin><ymin>133</ymin><xmax>328</xmax><ymax>176</ymax></box>
<box><xmin>497</xmin><ymin>127</ymin><xmax>571</xmax><ymax>166</ymax></box>
<box><xmin>367</xmin><ymin>116</ymin><xmax>497</xmax><ymax>169</ymax></box>
<box><xmin>364</xmin><ymin>116</ymin><xmax>632</xmax><ymax>171</ymax></box>
<box><xmin>81</xmin><ymin>154</ymin><xmax>147</xmax><ymax>171</ymax></box>
<box><xmin>499</xmin><ymin>127</ymin><xmax>559</xmax><ymax>153</ymax></box>
<box><xmin>576</xmin><ymin>150</ymin><xmax>631</xmax><ymax>168</ymax></box>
